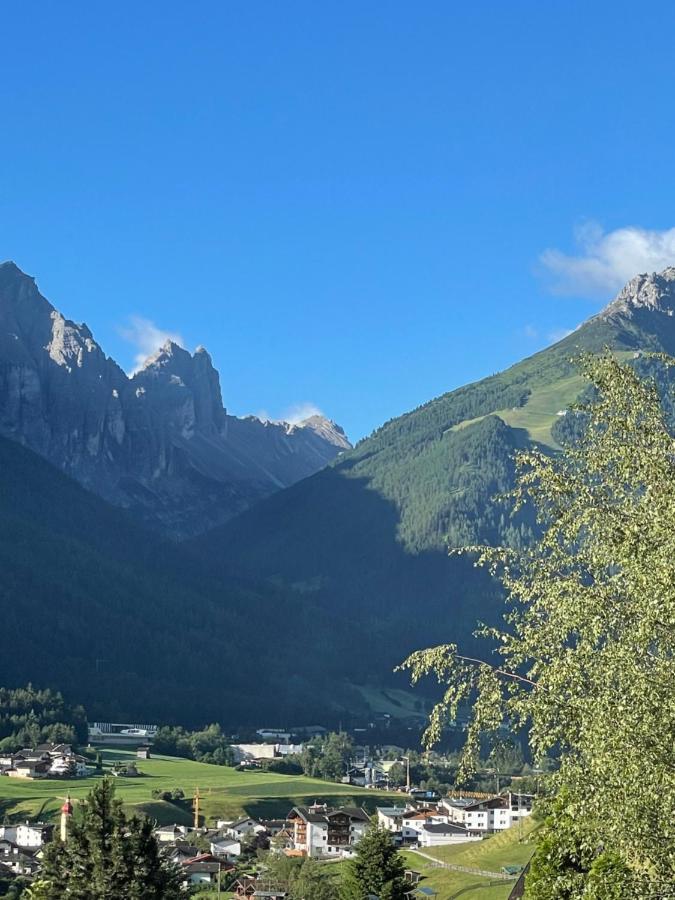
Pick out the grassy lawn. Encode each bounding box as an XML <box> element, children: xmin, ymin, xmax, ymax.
<box><xmin>421</xmin><ymin>817</ymin><xmax>536</xmax><ymax>870</ymax></box>
<box><xmin>398</xmin><ymin>820</ymin><xmax>536</xmax><ymax>899</ymax></box>
<box><xmin>0</xmin><ymin>749</ymin><xmax>397</xmax><ymax>826</ymax></box>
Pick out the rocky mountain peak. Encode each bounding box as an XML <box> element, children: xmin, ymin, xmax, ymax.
<box><xmin>599</xmin><ymin>267</ymin><xmax>675</xmax><ymax>321</ymax></box>
<box><xmin>296</xmin><ymin>414</ymin><xmax>351</xmax><ymax>449</ymax></box>
<box><xmin>0</xmin><ymin>261</ymin><xmax>350</xmax><ymax>536</ymax></box>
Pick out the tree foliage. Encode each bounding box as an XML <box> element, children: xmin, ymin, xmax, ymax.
<box><xmin>263</xmin><ymin>853</ymin><xmax>338</xmax><ymax>900</ymax></box>
<box><xmin>400</xmin><ymin>354</ymin><xmax>675</xmax><ymax>894</ymax></box>
<box><xmin>0</xmin><ymin>685</ymin><xmax>86</xmax><ymax>752</ymax></box>
<box><xmin>152</xmin><ymin>723</ymin><xmax>235</xmax><ymax>765</ymax></box>
<box><xmin>340</xmin><ymin>826</ymin><xmax>406</xmax><ymax>900</ymax></box>
<box><xmin>38</xmin><ymin>779</ymin><xmax>183</xmax><ymax>899</ymax></box>
<box><xmin>298</xmin><ymin>732</ymin><xmax>354</xmax><ymax>780</ymax></box>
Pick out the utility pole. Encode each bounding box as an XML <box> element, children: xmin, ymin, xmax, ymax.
<box><xmin>401</xmin><ymin>756</ymin><xmax>411</xmax><ymax>793</ymax></box>
<box><xmin>193</xmin><ymin>786</ymin><xmax>200</xmax><ymax>829</ymax></box>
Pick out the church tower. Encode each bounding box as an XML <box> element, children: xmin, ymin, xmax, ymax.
<box><xmin>60</xmin><ymin>795</ymin><xmax>73</xmax><ymax>843</ymax></box>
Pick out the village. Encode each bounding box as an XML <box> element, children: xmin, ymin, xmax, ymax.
<box><xmin>0</xmin><ymin>731</ymin><xmax>534</xmax><ymax>896</ymax></box>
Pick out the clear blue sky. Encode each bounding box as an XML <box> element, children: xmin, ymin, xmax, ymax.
<box><xmin>3</xmin><ymin>1</ymin><xmax>675</xmax><ymax>440</ymax></box>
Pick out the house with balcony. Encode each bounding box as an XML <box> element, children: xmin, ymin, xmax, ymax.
<box><xmin>286</xmin><ymin>803</ymin><xmax>370</xmax><ymax>858</ymax></box>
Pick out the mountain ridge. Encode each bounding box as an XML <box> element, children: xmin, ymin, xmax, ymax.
<box><xmin>0</xmin><ymin>261</ymin><xmax>350</xmax><ymax>536</ymax></box>
<box><xmin>191</xmin><ymin>267</ymin><xmax>675</xmax><ymax>678</ymax></box>
<box><xmin>3</xmin><ymin>263</ymin><xmax>675</xmax><ymax>726</ymax></box>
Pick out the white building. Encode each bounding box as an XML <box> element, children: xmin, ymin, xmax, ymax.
<box><xmin>14</xmin><ymin>823</ymin><xmax>54</xmax><ymax>849</ymax></box>
<box><xmin>440</xmin><ymin>797</ymin><xmax>476</xmax><ymax>824</ymax></box>
<box><xmin>401</xmin><ymin>809</ymin><xmax>449</xmax><ymax>841</ymax></box>
<box><xmin>417</xmin><ymin>822</ymin><xmax>482</xmax><ymax>847</ymax></box>
<box><xmin>226</xmin><ymin>818</ymin><xmax>266</xmax><ymax>840</ymax></box>
<box><xmin>376</xmin><ymin>806</ymin><xmax>412</xmax><ymax>833</ymax></box>
<box><xmin>48</xmin><ymin>755</ymin><xmax>89</xmax><ymax>777</ymax></box>
<box><xmin>287</xmin><ymin>804</ymin><xmax>371</xmax><ymax>858</ymax></box>
<box><xmin>231</xmin><ymin>744</ymin><xmax>278</xmax><ymax>763</ymax></box>
<box><xmin>230</xmin><ymin>743</ymin><xmax>304</xmax><ymax>763</ymax></box>
<box><xmin>209</xmin><ymin>836</ymin><xmax>241</xmax><ymax>861</ymax></box>
<box><xmin>461</xmin><ymin>793</ymin><xmax>534</xmax><ymax>833</ymax></box>
<box><xmin>154</xmin><ymin>825</ymin><xmax>189</xmax><ymax>843</ymax></box>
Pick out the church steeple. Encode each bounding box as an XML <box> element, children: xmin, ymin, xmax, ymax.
<box><xmin>60</xmin><ymin>794</ymin><xmax>73</xmax><ymax>842</ymax></box>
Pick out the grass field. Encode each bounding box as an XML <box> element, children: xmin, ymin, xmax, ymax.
<box><xmin>0</xmin><ymin>752</ymin><xmax>538</xmax><ymax>898</ymax></box>
<box><xmin>400</xmin><ymin>819</ymin><xmax>536</xmax><ymax>899</ymax></box>
<box><xmin>495</xmin><ymin>373</ymin><xmax>586</xmax><ymax>446</ymax></box>
<box><xmin>451</xmin><ymin>373</ymin><xmax>586</xmax><ymax>448</ymax></box>
<box><xmin>0</xmin><ymin>749</ymin><xmax>397</xmax><ymax>826</ymax></box>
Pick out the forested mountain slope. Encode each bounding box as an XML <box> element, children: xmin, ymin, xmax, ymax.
<box><xmin>0</xmin><ymin>434</ymin><xmax>363</xmax><ymax>726</ymax></box>
<box><xmin>6</xmin><ymin>268</ymin><xmax>675</xmax><ymax>728</ymax></box>
<box><xmin>195</xmin><ymin>269</ymin><xmax>675</xmax><ymax>674</ymax></box>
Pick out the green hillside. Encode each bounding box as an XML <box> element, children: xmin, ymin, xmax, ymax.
<box><xmin>194</xmin><ymin>302</ymin><xmax>675</xmax><ymax>688</ymax></box>
<box><xmin>0</xmin><ymin>435</ymin><xmax>364</xmax><ymax>726</ymax></box>
<box><xmin>6</xmin><ymin>274</ymin><xmax>675</xmax><ymax>730</ymax></box>
<box><xmin>400</xmin><ymin>820</ymin><xmax>536</xmax><ymax>899</ymax></box>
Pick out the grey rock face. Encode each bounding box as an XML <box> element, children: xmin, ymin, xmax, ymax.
<box><xmin>0</xmin><ymin>262</ymin><xmax>350</xmax><ymax>536</ymax></box>
<box><xmin>599</xmin><ymin>267</ymin><xmax>675</xmax><ymax>320</ymax></box>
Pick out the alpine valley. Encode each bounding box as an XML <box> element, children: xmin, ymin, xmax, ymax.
<box><xmin>3</xmin><ymin>260</ymin><xmax>675</xmax><ymax>728</ymax></box>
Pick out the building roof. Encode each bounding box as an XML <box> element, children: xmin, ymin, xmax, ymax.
<box><xmin>421</xmin><ymin>822</ymin><xmax>468</xmax><ymax>835</ymax></box>
<box><xmin>289</xmin><ymin>804</ymin><xmax>370</xmax><ymax>825</ymax></box>
<box><xmin>443</xmin><ymin>797</ymin><xmax>475</xmax><ymax>809</ymax></box>
<box><xmin>327</xmin><ymin>807</ymin><xmax>370</xmax><ymax>823</ymax></box>
<box><xmin>184</xmin><ymin>860</ymin><xmax>221</xmax><ymax>874</ymax></box>
<box><xmin>465</xmin><ymin>797</ymin><xmax>507</xmax><ymax>811</ymax></box>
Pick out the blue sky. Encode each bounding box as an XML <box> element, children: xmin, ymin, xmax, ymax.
<box><xmin>3</xmin><ymin>2</ymin><xmax>675</xmax><ymax>440</ymax></box>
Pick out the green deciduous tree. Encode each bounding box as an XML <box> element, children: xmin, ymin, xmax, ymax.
<box><xmin>340</xmin><ymin>826</ymin><xmax>406</xmax><ymax>900</ymax></box>
<box><xmin>400</xmin><ymin>354</ymin><xmax>675</xmax><ymax>895</ymax></box>
<box><xmin>261</xmin><ymin>853</ymin><xmax>338</xmax><ymax>900</ymax></box>
<box><xmin>39</xmin><ymin>779</ymin><xmax>183</xmax><ymax>898</ymax></box>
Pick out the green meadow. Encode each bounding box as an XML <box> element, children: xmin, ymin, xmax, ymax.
<box><xmin>0</xmin><ymin>750</ymin><xmax>396</xmax><ymax>826</ymax></box>
<box><xmin>400</xmin><ymin>819</ymin><xmax>536</xmax><ymax>899</ymax></box>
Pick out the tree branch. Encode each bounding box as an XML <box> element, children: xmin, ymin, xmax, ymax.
<box><xmin>453</xmin><ymin>653</ymin><xmax>538</xmax><ymax>687</ymax></box>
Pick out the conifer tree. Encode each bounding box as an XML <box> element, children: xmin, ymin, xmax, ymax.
<box><xmin>340</xmin><ymin>826</ymin><xmax>406</xmax><ymax>900</ymax></box>
<box><xmin>38</xmin><ymin>779</ymin><xmax>183</xmax><ymax>898</ymax></box>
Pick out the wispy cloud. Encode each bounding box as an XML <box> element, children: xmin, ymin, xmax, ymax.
<box><xmin>540</xmin><ymin>222</ymin><xmax>675</xmax><ymax>297</ymax></box>
<box><xmin>119</xmin><ymin>316</ymin><xmax>185</xmax><ymax>373</ymax></box>
<box><xmin>254</xmin><ymin>402</ymin><xmax>325</xmax><ymax>425</ymax></box>
<box><xmin>282</xmin><ymin>402</ymin><xmax>324</xmax><ymax>425</ymax></box>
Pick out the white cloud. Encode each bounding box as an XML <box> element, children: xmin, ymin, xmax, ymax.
<box><xmin>523</xmin><ymin>324</ymin><xmax>539</xmax><ymax>339</ymax></box>
<box><xmin>281</xmin><ymin>402</ymin><xmax>324</xmax><ymax>425</ymax></box>
<box><xmin>119</xmin><ymin>316</ymin><xmax>185</xmax><ymax>373</ymax></box>
<box><xmin>540</xmin><ymin>222</ymin><xmax>675</xmax><ymax>297</ymax></box>
<box><xmin>253</xmin><ymin>402</ymin><xmax>324</xmax><ymax>425</ymax></box>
